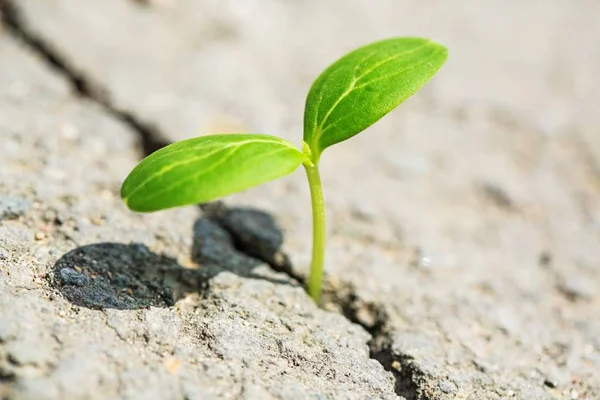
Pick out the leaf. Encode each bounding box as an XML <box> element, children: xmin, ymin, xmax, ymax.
<box><xmin>121</xmin><ymin>134</ymin><xmax>308</xmax><ymax>212</ymax></box>
<box><xmin>303</xmin><ymin>37</ymin><xmax>448</xmax><ymax>161</ymax></box>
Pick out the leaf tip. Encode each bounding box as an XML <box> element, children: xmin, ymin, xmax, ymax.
<box><xmin>427</xmin><ymin>38</ymin><xmax>449</xmax><ymax>59</ymax></box>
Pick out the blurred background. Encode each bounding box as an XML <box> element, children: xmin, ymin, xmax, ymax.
<box><xmin>1</xmin><ymin>0</ymin><xmax>599</xmax><ymax>398</ymax></box>
<box><xmin>8</xmin><ymin>0</ymin><xmax>598</xmax><ymax>261</ymax></box>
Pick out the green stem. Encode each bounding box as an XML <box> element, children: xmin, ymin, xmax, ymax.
<box><xmin>304</xmin><ymin>163</ymin><xmax>326</xmax><ymax>303</ymax></box>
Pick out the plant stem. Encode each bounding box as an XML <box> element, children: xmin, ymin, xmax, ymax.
<box><xmin>304</xmin><ymin>163</ymin><xmax>326</xmax><ymax>303</ymax></box>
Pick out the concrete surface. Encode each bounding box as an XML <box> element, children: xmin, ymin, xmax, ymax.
<box><xmin>0</xmin><ymin>28</ymin><xmax>396</xmax><ymax>400</ymax></box>
<box><xmin>1</xmin><ymin>0</ymin><xmax>600</xmax><ymax>399</ymax></box>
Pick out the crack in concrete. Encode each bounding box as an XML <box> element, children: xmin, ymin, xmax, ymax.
<box><xmin>0</xmin><ymin>0</ymin><xmax>170</xmax><ymax>157</ymax></box>
<box><xmin>202</xmin><ymin>204</ymin><xmax>421</xmax><ymax>397</ymax></box>
<box><xmin>325</xmin><ymin>284</ymin><xmax>422</xmax><ymax>400</ymax></box>
<box><xmin>370</xmin><ymin>346</ymin><xmax>426</xmax><ymax>400</ymax></box>
<box><xmin>0</xmin><ymin>1</ymin><xmax>421</xmax><ymax>396</ymax></box>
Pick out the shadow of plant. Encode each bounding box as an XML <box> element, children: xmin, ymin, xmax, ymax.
<box><xmin>51</xmin><ymin>242</ymin><xmax>182</xmax><ymax>309</ymax></box>
<box><xmin>199</xmin><ymin>203</ymin><xmax>298</xmax><ymax>279</ymax></box>
<box><xmin>51</xmin><ymin>204</ymin><xmax>296</xmax><ymax>310</ymax></box>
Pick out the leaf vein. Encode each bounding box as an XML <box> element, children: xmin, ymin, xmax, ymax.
<box><xmin>313</xmin><ymin>42</ymin><xmax>433</xmax><ymax>147</ymax></box>
<box><xmin>354</xmin><ymin>42</ymin><xmax>429</xmax><ymax>83</ymax></box>
<box><xmin>130</xmin><ymin>138</ymin><xmax>297</xmax><ymax>179</ymax></box>
<box><xmin>353</xmin><ymin>53</ymin><xmax>437</xmax><ymax>90</ymax></box>
<box><xmin>138</xmin><ymin>145</ymin><xmax>243</xmax><ymax>203</ymax></box>
<box><xmin>125</xmin><ymin>138</ymin><xmax>300</xmax><ymax>202</ymax></box>
<box><xmin>138</xmin><ymin>146</ymin><xmax>292</xmax><ymax>204</ymax></box>
<box><xmin>124</xmin><ymin>146</ymin><xmax>231</xmax><ymax>202</ymax></box>
<box><xmin>315</xmin><ymin>78</ymin><xmax>356</xmax><ymax>140</ymax></box>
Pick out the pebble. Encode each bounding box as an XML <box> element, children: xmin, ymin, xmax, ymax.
<box><xmin>34</xmin><ymin>232</ymin><xmax>46</xmax><ymax>240</ymax></box>
<box><xmin>543</xmin><ymin>378</ymin><xmax>557</xmax><ymax>388</ymax></box>
<box><xmin>163</xmin><ymin>356</ymin><xmax>181</xmax><ymax>375</ymax></box>
<box><xmin>438</xmin><ymin>380</ymin><xmax>457</xmax><ymax>394</ymax></box>
<box><xmin>60</xmin><ymin>267</ymin><xmax>89</xmax><ymax>287</ymax></box>
<box><xmin>217</xmin><ymin>207</ymin><xmax>283</xmax><ymax>261</ymax></box>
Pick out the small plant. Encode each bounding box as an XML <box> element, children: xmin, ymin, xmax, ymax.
<box><xmin>121</xmin><ymin>37</ymin><xmax>447</xmax><ymax>303</ymax></box>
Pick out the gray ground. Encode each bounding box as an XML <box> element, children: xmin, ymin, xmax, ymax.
<box><xmin>1</xmin><ymin>1</ymin><xmax>599</xmax><ymax>399</ymax></box>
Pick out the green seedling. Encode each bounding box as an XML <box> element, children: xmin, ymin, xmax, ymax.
<box><xmin>121</xmin><ymin>37</ymin><xmax>448</xmax><ymax>303</ymax></box>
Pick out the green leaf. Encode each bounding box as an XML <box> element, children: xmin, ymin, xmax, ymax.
<box><xmin>303</xmin><ymin>37</ymin><xmax>448</xmax><ymax>161</ymax></box>
<box><xmin>121</xmin><ymin>134</ymin><xmax>307</xmax><ymax>212</ymax></box>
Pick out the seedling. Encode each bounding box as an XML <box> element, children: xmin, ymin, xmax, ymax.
<box><xmin>121</xmin><ymin>37</ymin><xmax>448</xmax><ymax>303</ymax></box>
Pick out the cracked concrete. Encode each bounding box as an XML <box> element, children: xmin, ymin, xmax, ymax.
<box><xmin>0</xmin><ymin>29</ymin><xmax>396</xmax><ymax>399</ymax></box>
<box><xmin>1</xmin><ymin>0</ymin><xmax>600</xmax><ymax>399</ymax></box>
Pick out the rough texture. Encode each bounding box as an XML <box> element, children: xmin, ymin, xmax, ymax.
<box><xmin>2</xmin><ymin>0</ymin><xmax>600</xmax><ymax>399</ymax></box>
<box><xmin>0</xmin><ymin>35</ymin><xmax>396</xmax><ymax>399</ymax></box>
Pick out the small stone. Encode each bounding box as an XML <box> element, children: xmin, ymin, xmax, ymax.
<box><xmin>90</xmin><ymin>217</ymin><xmax>103</xmax><ymax>226</ymax></box>
<box><xmin>216</xmin><ymin>207</ymin><xmax>283</xmax><ymax>262</ymax></box>
<box><xmin>391</xmin><ymin>360</ymin><xmax>401</xmax><ymax>371</ymax></box>
<box><xmin>544</xmin><ymin>378</ymin><xmax>557</xmax><ymax>388</ymax></box>
<box><xmin>59</xmin><ymin>267</ymin><xmax>88</xmax><ymax>287</ymax></box>
<box><xmin>163</xmin><ymin>356</ymin><xmax>181</xmax><ymax>375</ymax></box>
<box><xmin>438</xmin><ymin>380</ymin><xmax>457</xmax><ymax>394</ymax></box>
<box><xmin>273</xmin><ymin>251</ymin><xmax>286</xmax><ymax>267</ymax></box>
<box><xmin>355</xmin><ymin>306</ymin><xmax>377</xmax><ymax>329</ymax></box>
<box><xmin>34</xmin><ymin>232</ymin><xmax>46</xmax><ymax>241</ymax></box>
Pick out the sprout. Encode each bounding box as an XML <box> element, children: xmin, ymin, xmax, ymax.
<box><xmin>121</xmin><ymin>37</ymin><xmax>448</xmax><ymax>303</ymax></box>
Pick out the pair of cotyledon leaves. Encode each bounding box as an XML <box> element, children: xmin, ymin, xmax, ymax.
<box><xmin>122</xmin><ymin>37</ymin><xmax>448</xmax><ymax>212</ymax></box>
